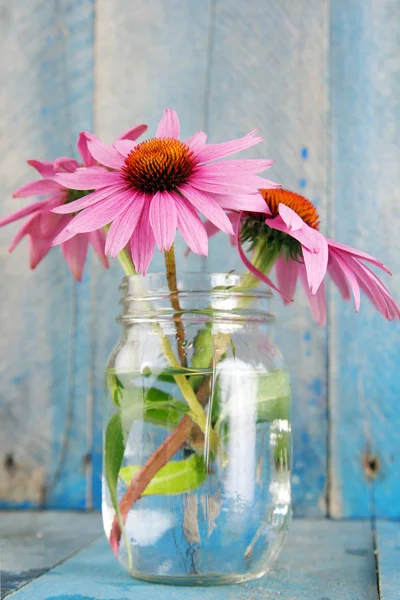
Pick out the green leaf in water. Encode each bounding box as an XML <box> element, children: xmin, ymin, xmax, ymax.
<box><xmin>104</xmin><ymin>413</ymin><xmax>125</xmax><ymax>512</ymax></box>
<box><xmin>256</xmin><ymin>370</ymin><xmax>291</xmax><ymax>422</ymax></box>
<box><xmin>119</xmin><ymin>454</ymin><xmax>206</xmax><ymax>496</ymax></box>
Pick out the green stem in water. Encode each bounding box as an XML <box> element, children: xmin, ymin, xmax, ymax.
<box><xmin>164</xmin><ymin>245</ymin><xmax>187</xmax><ymax>367</ymax></box>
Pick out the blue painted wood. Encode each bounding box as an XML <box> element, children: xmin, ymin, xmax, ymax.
<box><xmin>4</xmin><ymin>518</ymin><xmax>378</xmax><ymax>599</ymax></box>
<box><xmin>0</xmin><ymin>511</ymin><xmax>101</xmax><ymax>599</ymax></box>
<box><xmin>91</xmin><ymin>0</ymin><xmax>213</xmax><ymax>508</ymax></box>
<box><xmin>205</xmin><ymin>0</ymin><xmax>330</xmax><ymax>516</ymax></box>
<box><xmin>0</xmin><ymin>1</ymin><xmax>94</xmax><ymax>509</ymax></box>
<box><xmin>376</xmin><ymin>521</ymin><xmax>400</xmax><ymax>600</ymax></box>
<box><xmin>330</xmin><ymin>0</ymin><xmax>400</xmax><ymax>518</ymax></box>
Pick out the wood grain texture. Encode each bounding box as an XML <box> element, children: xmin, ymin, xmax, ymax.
<box><xmin>205</xmin><ymin>0</ymin><xmax>329</xmax><ymax>516</ymax></box>
<box><xmin>4</xmin><ymin>518</ymin><xmax>378</xmax><ymax>600</ymax></box>
<box><xmin>0</xmin><ymin>510</ymin><xmax>101</xmax><ymax>599</ymax></box>
<box><xmin>91</xmin><ymin>0</ymin><xmax>213</xmax><ymax>507</ymax></box>
<box><xmin>0</xmin><ymin>1</ymin><xmax>94</xmax><ymax>509</ymax></box>
<box><xmin>329</xmin><ymin>0</ymin><xmax>400</xmax><ymax>518</ymax></box>
<box><xmin>376</xmin><ymin>521</ymin><xmax>400</xmax><ymax>600</ymax></box>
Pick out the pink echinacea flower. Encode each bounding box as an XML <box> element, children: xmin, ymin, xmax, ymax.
<box><xmin>0</xmin><ymin>124</ymin><xmax>147</xmax><ymax>280</ymax></box>
<box><xmin>51</xmin><ymin>108</ymin><xmax>278</xmax><ymax>274</ymax></box>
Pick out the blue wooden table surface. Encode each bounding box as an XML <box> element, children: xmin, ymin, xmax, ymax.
<box><xmin>3</xmin><ymin>511</ymin><xmax>399</xmax><ymax>600</ymax></box>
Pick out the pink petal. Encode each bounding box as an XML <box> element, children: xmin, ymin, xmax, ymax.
<box><xmin>77</xmin><ymin>131</ymin><xmax>97</xmax><ymax>167</ymax></box>
<box><xmin>299</xmin><ymin>265</ymin><xmax>327</xmax><ymax>326</ymax></box>
<box><xmin>173</xmin><ymin>193</ymin><xmax>208</xmax><ymax>256</ymax></box>
<box><xmin>179</xmin><ymin>184</ymin><xmax>234</xmax><ymax>235</ymax></box>
<box><xmin>156</xmin><ymin>108</ymin><xmax>180</xmax><ymax>139</ymax></box>
<box><xmin>87</xmin><ymin>138</ymin><xmax>125</xmax><ymax>170</ymax></box>
<box><xmin>38</xmin><ymin>211</ymin><xmax>66</xmax><ymax>238</ymax></box>
<box><xmin>278</xmin><ymin>203</ymin><xmax>305</xmax><ymax>231</ymax></box>
<box><xmin>326</xmin><ymin>238</ymin><xmax>391</xmax><ymax>275</ymax></box>
<box><xmin>149</xmin><ymin>191</ymin><xmax>177</xmax><ymax>251</ymax></box>
<box><xmin>8</xmin><ymin>214</ymin><xmax>38</xmax><ymax>252</ymax></box>
<box><xmin>54</xmin><ymin>168</ymin><xmax>121</xmax><ymax>190</ymax></box>
<box><xmin>27</xmin><ymin>160</ymin><xmax>56</xmax><ymax>178</ymax></box>
<box><xmin>327</xmin><ymin>253</ymin><xmax>351</xmax><ymax>300</ymax></box>
<box><xmin>213</xmin><ymin>193</ymin><xmax>269</xmax><ymax>213</ymax></box>
<box><xmin>117</xmin><ymin>124</ymin><xmax>148</xmax><ymax>141</ymax></box>
<box><xmin>52</xmin><ymin>185</ymin><xmax>123</xmax><ymax>214</ymax></box>
<box><xmin>0</xmin><ymin>199</ymin><xmax>47</xmax><ymax>227</ymax></box>
<box><xmin>195</xmin><ymin>129</ymin><xmax>263</xmax><ymax>163</ymax></box>
<box><xmin>198</xmin><ymin>159</ymin><xmax>274</xmax><ymax>176</ymax></box>
<box><xmin>275</xmin><ymin>255</ymin><xmax>299</xmax><ymax>305</ymax></box>
<box><xmin>88</xmin><ymin>229</ymin><xmax>109</xmax><ymax>269</ymax></box>
<box><xmin>130</xmin><ymin>201</ymin><xmax>156</xmax><ymax>275</ymax></box>
<box><xmin>13</xmin><ymin>179</ymin><xmax>63</xmax><ymax>198</ymax></box>
<box><xmin>54</xmin><ymin>157</ymin><xmax>80</xmax><ymax>173</ymax></box>
<box><xmin>190</xmin><ymin>174</ymin><xmax>269</xmax><ymax>195</ymax></box>
<box><xmin>184</xmin><ymin>131</ymin><xmax>207</xmax><ymax>152</ymax></box>
<box><xmin>329</xmin><ymin>249</ymin><xmax>361</xmax><ymax>311</ymax></box>
<box><xmin>62</xmin><ymin>234</ymin><xmax>89</xmax><ymax>281</ymax></box>
<box><xmin>267</xmin><ymin>216</ymin><xmax>328</xmax><ymax>293</ymax></box>
<box><xmin>29</xmin><ymin>236</ymin><xmax>53</xmax><ymax>269</ymax></box>
<box><xmin>105</xmin><ymin>192</ymin><xmax>146</xmax><ymax>257</ymax></box>
<box><xmin>349</xmin><ymin>257</ymin><xmax>400</xmax><ymax>320</ymax></box>
<box><xmin>113</xmin><ymin>140</ymin><xmax>136</xmax><ymax>157</ymax></box>
<box><xmin>61</xmin><ymin>190</ymin><xmax>132</xmax><ymax>234</ymax></box>
<box><xmin>236</xmin><ymin>213</ymin><xmax>292</xmax><ymax>302</ymax></box>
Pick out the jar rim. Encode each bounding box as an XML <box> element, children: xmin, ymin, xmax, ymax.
<box><xmin>121</xmin><ymin>272</ymin><xmax>273</xmax><ymax>298</ymax></box>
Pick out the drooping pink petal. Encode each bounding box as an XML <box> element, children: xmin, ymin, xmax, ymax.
<box><xmin>212</xmin><ymin>192</ymin><xmax>270</xmax><ymax>213</ymax></box>
<box><xmin>38</xmin><ymin>211</ymin><xmax>67</xmax><ymax>237</ymax></box>
<box><xmin>12</xmin><ymin>179</ymin><xmax>63</xmax><ymax>198</ymax></box>
<box><xmin>0</xmin><ymin>199</ymin><xmax>48</xmax><ymax>227</ymax></box>
<box><xmin>278</xmin><ymin>203</ymin><xmax>305</xmax><ymax>231</ymax></box>
<box><xmin>195</xmin><ymin>129</ymin><xmax>263</xmax><ymax>163</ymax></box>
<box><xmin>117</xmin><ymin>124</ymin><xmax>148</xmax><ymax>141</ymax></box>
<box><xmin>113</xmin><ymin>139</ymin><xmax>136</xmax><ymax>157</ymax></box>
<box><xmin>61</xmin><ymin>235</ymin><xmax>89</xmax><ymax>281</ymax></box>
<box><xmin>54</xmin><ymin>157</ymin><xmax>80</xmax><ymax>173</ymax></box>
<box><xmin>29</xmin><ymin>235</ymin><xmax>53</xmax><ymax>269</ymax></box>
<box><xmin>156</xmin><ymin>108</ymin><xmax>180</xmax><ymax>139</ymax></box>
<box><xmin>327</xmin><ymin>253</ymin><xmax>351</xmax><ymax>300</ymax></box>
<box><xmin>54</xmin><ymin>168</ymin><xmax>121</xmax><ymax>190</ymax></box>
<box><xmin>149</xmin><ymin>191</ymin><xmax>177</xmax><ymax>251</ymax></box>
<box><xmin>8</xmin><ymin>214</ymin><xmax>38</xmax><ymax>252</ymax></box>
<box><xmin>130</xmin><ymin>201</ymin><xmax>156</xmax><ymax>275</ymax></box>
<box><xmin>77</xmin><ymin>131</ymin><xmax>97</xmax><ymax>167</ymax></box>
<box><xmin>52</xmin><ymin>185</ymin><xmax>123</xmax><ymax>214</ymax></box>
<box><xmin>184</xmin><ymin>131</ymin><xmax>207</xmax><ymax>152</ymax></box>
<box><xmin>105</xmin><ymin>192</ymin><xmax>146</xmax><ymax>257</ymax></box>
<box><xmin>179</xmin><ymin>184</ymin><xmax>234</xmax><ymax>235</ymax></box>
<box><xmin>27</xmin><ymin>159</ymin><xmax>56</xmax><ymax>178</ymax></box>
<box><xmin>235</xmin><ymin>213</ymin><xmax>292</xmax><ymax>301</ymax></box>
<box><xmin>173</xmin><ymin>193</ymin><xmax>208</xmax><ymax>256</ymax></box>
<box><xmin>326</xmin><ymin>238</ymin><xmax>391</xmax><ymax>275</ymax></box>
<box><xmin>275</xmin><ymin>255</ymin><xmax>299</xmax><ymax>305</ymax></box>
<box><xmin>88</xmin><ymin>229</ymin><xmax>109</xmax><ymax>269</ymax></box>
<box><xmin>87</xmin><ymin>138</ymin><xmax>125</xmax><ymax>170</ymax></box>
<box><xmin>329</xmin><ymin>249</ymin><xmax>361</xmax><ymax>311</ymax></box>
<box><xmin>349</xmin><ymin>257</ymin><xmax>400</xmax><ymax>320</ymax></box>
<box><xmin>299</xmin><ymin>265</ymin><xmax>327</xmax><ymax>326</ymax></box>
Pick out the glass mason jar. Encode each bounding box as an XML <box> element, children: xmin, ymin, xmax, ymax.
<box><xmin>102</xmin><ymin>273</ymin><xmax>292</xmax><ymax>586</ymax></box>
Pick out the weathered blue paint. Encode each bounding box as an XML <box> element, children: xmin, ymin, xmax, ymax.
<box><xmin>330</xmin><ymin>0</ymin><xmax>400</xmax><ymax>518</ymax></box>
<box><xmin>5</xmin><ymin>518</ymin><xmax>378</xmax><ymax>599</ymax></box>
<box><xmin>377</xmin><ymin>521</ymin><xmax>400</xmax><ymax>600</ymax></box>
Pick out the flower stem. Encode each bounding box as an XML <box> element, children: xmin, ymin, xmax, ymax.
<box><xmin>109</xmin><ymin>415</ymin><xmax>194</xmax><ymax>555</ymax></box>
<box><xmin>116</xmin><ymin>247</ymin><xmax>136</xmax><ymax>276</ymax></box>
<box><xmin>164</xmin><ymin>245</ymin><xmax>187</xmax><ymax>367</ymax></box>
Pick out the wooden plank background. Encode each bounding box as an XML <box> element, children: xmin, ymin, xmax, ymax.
<box><xmin>0</xmin><ymin>0</ymin><xmax>398</xmax><ymax>518</ymax></box>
